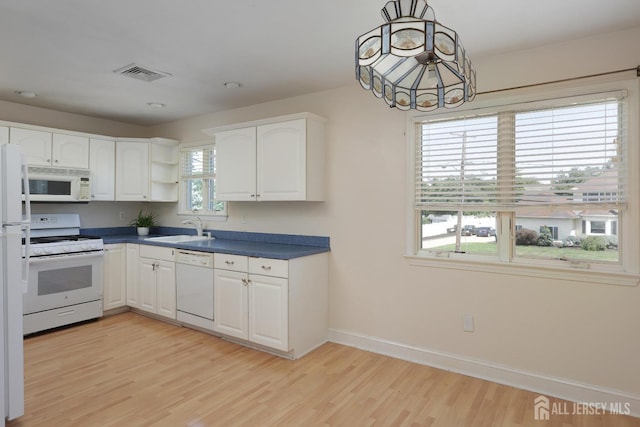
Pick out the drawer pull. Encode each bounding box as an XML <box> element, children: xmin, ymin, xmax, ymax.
<box><xmin>225</xmin><ymin>260</ymin><xmax>235</xmax><ymax>265</ymax></box>
<box><xmin>261</xmin><ymin>265</ymin><xmax>272</xmax><ymax>271</ymax></box>
<box><xmin>57</xmin><ymin>310</ymin><xmax>75</xmax><ymax>317</ymax></box>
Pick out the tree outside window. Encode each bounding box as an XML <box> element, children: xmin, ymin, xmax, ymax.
<box><xmin>180</xmin><ymin>146</ymin><xmax>226</xmax><ymax>216</ymax></box>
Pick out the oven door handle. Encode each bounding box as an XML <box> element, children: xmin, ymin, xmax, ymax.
<box><xmin>28</xmin><ymin>251</ymin><xmax>104</xmax><ymax>265</ymax></box>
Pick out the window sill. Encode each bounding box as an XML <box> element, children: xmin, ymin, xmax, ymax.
<box><xmin>404</xmin><ymin>254</ymin><xmax>640</xmax><ymax>287</ymax></box>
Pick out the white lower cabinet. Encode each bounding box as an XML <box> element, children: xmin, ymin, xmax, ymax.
<box><xmin>213</xmin><ymin>252</ymin><xmax>328</xmax><ymax>358</ymax></box>
<box><xmin>213</xmin><ymin>267</ymin><xmax>248</xmax><ymax>339</ymax></box>
<box><xmin>139</xmin><ymin>245</ymin><xmax>176</xmax><ymax>319</ymax></box>
<box><xmin>103</xmin><ymin>244</ymin><xmax>126</xmax><ymax>311</ymax></box>
<box><xmin>125</xmin><ymin>244</ymin><xmax>140</xmax><ymax>308</ymax></box>
<box><xmin>213</xmin><ymin>255</ymin><xmax>288</xmax><ymax>351</ymax></box>
<box><xmin>248</xmin><ymin>273</ymin><xmax>288</xmax><ymax>351</ymax></box>
<box><xmin>121</xmin><ymin>243</ymin><xmax>327</xmax><ymax>359</ymax></box>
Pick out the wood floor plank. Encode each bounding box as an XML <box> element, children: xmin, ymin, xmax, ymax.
<box><xmin>6</xmin><ymin>312</ymin><xmax>640</xmax><ymax>427</ymax></box>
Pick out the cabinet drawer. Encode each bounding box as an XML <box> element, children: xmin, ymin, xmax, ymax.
<box><xmin>214</xmin><ymin>253</ymin><xmax>248</xmax><ymax>272</ymax></box>
<box><xmin>139</xmin><ymin>245</ymin><xmax>175</xmax><ymax>261</ymax></box>
<box><xmin>249</xmin><ymin>257</ymin><xmax>288</xmax><ymax>278</ymax></box>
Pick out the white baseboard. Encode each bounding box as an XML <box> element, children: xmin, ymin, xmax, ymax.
<box><xmin>328</xmin><ymin>328</ymin><xmax>640</xmax><ymax>418</ymax></box>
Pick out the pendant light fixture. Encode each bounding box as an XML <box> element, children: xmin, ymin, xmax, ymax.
<box><xmin>356</xmin><ymin>0</ymin><xmax>476</xmax><ymax>111</ymax></box>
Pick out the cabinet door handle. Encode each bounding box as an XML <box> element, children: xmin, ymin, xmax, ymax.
<box><xmin>225</xmin><ymin>260</ymin><xmax>235</xmax><ymax>265</ymax></box>
<box><xmin>261</xmin><ymin>265</ymin><xmax>272</xmax><ymax>271</ymax></box>
<box><xmin>241</xmin><ymin>278</ymin><xmax>248</xmax><ymax>286</ymax></box>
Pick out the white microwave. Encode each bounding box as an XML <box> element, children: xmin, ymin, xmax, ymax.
<box><xmin>26</xmin><ymin>167</ymin><xmax>91</xmax><ymax>202</ymax></box>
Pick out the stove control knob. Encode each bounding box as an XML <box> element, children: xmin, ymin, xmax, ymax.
<box><xmin>44</xmin><ymin>248</ymin><xmax>53</xmax><ymax>254</ymax></box>
<box><xmin>63</xmin><ymin>246</ymin><xmax>71</xmax><ymax>253</ymax></box>
<box><xmin>33</xmin><ymin>248</ymin><xmax>44</xmax><ymax>255</ymax></box>
<box><xmin>82</xmin><ymin>244</ymin><xmax>91</xmax><ymax>251</ymax></box>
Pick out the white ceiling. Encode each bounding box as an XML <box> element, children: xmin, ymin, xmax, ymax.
<box><xmin>1</xmin><ymin>0</ymin><xmax>639</xmax><ymax>126</ymax></box>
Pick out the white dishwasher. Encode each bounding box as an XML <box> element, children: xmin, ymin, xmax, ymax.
<box><xmin>175</xmin><ymin>250</ymin><xmax>215</xmax><ymax>331</ymax></box>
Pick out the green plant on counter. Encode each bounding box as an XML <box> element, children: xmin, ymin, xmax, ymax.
<box><xmin>129</xmin><ymin>210</ymin><xmax>156</xmax><ymax>228</ymax></box>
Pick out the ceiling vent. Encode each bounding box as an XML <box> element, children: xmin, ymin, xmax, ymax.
<box><xmin>113</xmin><ymin>63</ymin><xmax>172</xmax><ymax>82</ymax></box>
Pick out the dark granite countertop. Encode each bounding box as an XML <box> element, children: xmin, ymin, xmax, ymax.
<box><xmin>87</xmin><ymin>227</ymin><xmax>330</xmax><ymax>260</ymax></box>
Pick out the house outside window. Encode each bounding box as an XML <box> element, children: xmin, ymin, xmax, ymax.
<box><xmin>590</xmin><ymin>221</ymin><xmax>607</xmax><ymax>234</ymax></box>
<box><xmin>407</xmin><ymin>79</ymin><xmax>640</xmax><ymax>284</ymax></box>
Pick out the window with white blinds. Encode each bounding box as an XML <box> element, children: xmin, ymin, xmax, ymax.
<box><xmin>415</xmin><ymin>96</ymin><xmax>625</xmax><ymax>212</ymax></box>
<box><xmin>415</xmin><ymin>115</ymin><xmax>499</xmax><ymax>211</ymax></box>
<box><xmin>179</xmin><ymin>145</ymin><xmax>226</xmax><ymax>215</ymax></box>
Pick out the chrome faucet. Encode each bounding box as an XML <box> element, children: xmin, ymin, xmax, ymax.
<box><xmin>182</xmin><ymin>217</ymin><xmax>203</xmax><ymax>237</ymax></box>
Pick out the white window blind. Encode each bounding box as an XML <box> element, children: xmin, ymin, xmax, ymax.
<box><xmin>514</xmin><ymin>99</ymin><xmax>624</xmax><ymax>209</ymax></box>
<box><xmin>181</xmin><ymin>146</ymin><xmax>215</xmax><ymax>181</ymax></box>
<box><xmin>415</xmin><ymin>115</ymin><xmax>499</xmax><ymax>211</ymax></box>
<box><xmin>415</xmin><ymin>96</ymin><xmax>626</xmax><ymax>212</ymax></box>
<box><xmin>180</xmin><ymin>145</ymin><xmax>224</xmax><ymax>214</ymax></box>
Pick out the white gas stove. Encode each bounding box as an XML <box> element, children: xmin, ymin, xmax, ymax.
<box><xmin>22</xmin><ymin>213</ymin><xmax>104</xmax><ymax>335</ymax></box>
<box><xmin>25</xmin><ymin>214</ymin><xmax>103</xmax><ymax>257</ymax></box>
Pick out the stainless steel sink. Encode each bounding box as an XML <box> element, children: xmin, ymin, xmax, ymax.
<box><xmin>144</xmin><ymin>235</ymin><xmax>212</xmax><ymax>243</ymax></box>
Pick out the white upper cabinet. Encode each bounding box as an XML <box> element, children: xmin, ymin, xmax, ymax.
<box><xmin>115</xmin><ymin>139</ymin><xmax>149</xmax><ymax>201</ymax></box>
<box><xmin>214</xmin><ymin>127</ymin><xmax>257</xmax><ymax>201</ymax></box>
<box><xmin>89</xmin><ymin>138</ymin><xmax>115</xmax><ymax>201</ymax></box>
<box><xmin>115</xmin><ymin>138</ymin><xmax>179</xmax><ymax>202</ymax></box>
<box><xmin>10</xmin><ymin>127</ymin><xmax>89</xmax><ymax>168</ymax></box>
<box><xmin>0</xmin><ymin>126</ymin><xmax>8</xmax><ymax>145</ymax></box>
<box><xmin>209</xmin><ymin>113</ymin><xmax>326</xmax><ymax>202</ymax></box>
<box><xmin>0</xmin><ymin>121</ymin><xmax>178</xmax><ymax>202</ymax></box>
<box><xmin>257</xmin><ymin>119</ymin><xmax>308</xmax><ymax>201</ymax></box>
<box><xmin>10</xmin><ymin>128</ymin><xmax>51</xmax><ymax>166</ymax></box>
<box><xmin>52</xmin><ymin>134</ymin><xmax>90</xmax><ymax>168</ymax></box>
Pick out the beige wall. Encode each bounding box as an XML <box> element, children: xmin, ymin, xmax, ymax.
<box><xmin>0</xmin><ymin>100</ymin><xmax>148</xmax><ymax>137</ymax></box>
<box><xmin>149</xmin><ymin>26</ymin><xmax>640</xmax><ymax>397</ymax></box>
<box><xmin>4</xmin><ymin>26</ymin><xmax>639</xmax><ymax>398</ymax></box>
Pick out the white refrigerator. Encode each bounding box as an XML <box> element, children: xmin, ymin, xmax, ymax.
<box><xmin>0</xmin><ymin>144</ymin><xmax>29</xmax><ymax>421</ymax></box>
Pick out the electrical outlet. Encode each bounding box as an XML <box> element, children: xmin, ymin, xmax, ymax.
<box><xmin>119</xmin><ymin>211</ymin><xmax>125</xmax><ymax>221</ymax></box>
<box><xmin>241</xmin><ymin>215</ymin><xmax>248</xmax><ymax>224</ymax></box>
<box><xmin>463</xmin><ymin>314</ymin><xmax>474</xmax><ymax>332</ymax></box>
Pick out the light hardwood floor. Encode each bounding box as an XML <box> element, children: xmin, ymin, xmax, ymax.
<box><xmin>7</xmin><ymin>312</ymin><xmax>639</xmax><ymax>427</ymax></box>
